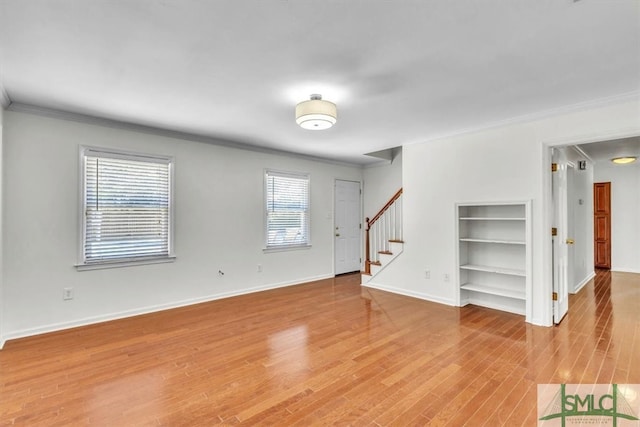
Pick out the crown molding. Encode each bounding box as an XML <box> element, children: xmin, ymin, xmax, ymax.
<box><xmin>406</xmin><ymin>91</ymin><xmax>640</xmax><ymax>148</ymax></box>
<box><xmin>542</xmin><ymin>126</ymin><xmax>640</xmax><ymax>148</ymax></box>
<box><xmin>7</xmin><ymin>103</ymin><xmax>367</xmax><ymax>168</ymax></box>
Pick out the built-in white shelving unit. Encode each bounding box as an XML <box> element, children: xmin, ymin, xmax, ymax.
<box><xmin>456</xmin><ymin>201</ymin><xmax>532</xmax><ymax>320</ymax></box>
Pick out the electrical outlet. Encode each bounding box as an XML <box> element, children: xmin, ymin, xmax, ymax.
<box><xmin>443</xmin><ymin>273</ymin><xmax>450</xmax><ymax>282</ymax></box>
<box><xmin>425</xmin><ymin>270</ymin><xmax>430</xmax><ymax>279</ymax></box>
<box><xmin>63</xmin><ymin>287</ymin><xmax>74</xmax><ymax>300</ymax></box>
<box><xmin>257</xmin><ymin>264</ymin><xmax>262</xmax><ymax>272</ymax></box>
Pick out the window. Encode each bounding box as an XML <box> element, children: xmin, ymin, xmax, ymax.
<box><xmin>79</xmin><ymin>147</ymin><xmax>174</xmax><ymax>268</ymax></box>
<box><xmin>265</xmin><ymin>170</ymin><xmax>310</xmax><ymax>249</ymax></box>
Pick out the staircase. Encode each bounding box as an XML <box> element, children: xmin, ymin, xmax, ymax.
<box><xmin>362</xmin><ymin>188</ymin><xmax>403</xmax><ymax>284</ymax></box>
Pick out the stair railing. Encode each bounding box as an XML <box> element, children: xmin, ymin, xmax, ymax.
<box><xmin>365</xmin><ymin>188</ymin><xmax>403</xmax><ymax>274</ymax></box>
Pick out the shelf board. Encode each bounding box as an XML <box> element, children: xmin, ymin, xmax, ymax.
<box><xmin>459</xmin><ymin>238</ymin><xmax>525</xmax><ymax>245</ymax></box>
<box><xmin>461</xmin><ymin>298</ymin><xmax>526</xmax><ymax>316</ymax></box>
<box><xmin>461</xmin><ymin>283</ymin><xmax>525</xmax><ymax>300</ymax></box>
<box><xmin>459</xmin><ymin>217</ymin><xmax>525</xmax><ymax>221</ymax></box>
<box><xmin>459</xmin><ymin>264</ymin><xmax>526</xmax><ymax>276</ymax></box>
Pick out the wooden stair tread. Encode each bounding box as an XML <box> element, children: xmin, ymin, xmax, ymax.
<box><xmin>389</xmin><ymin>239</ymin><xmax>404</xmax><ymax>243</ymax></box>
<box><xmin>378</xmin><ymin>251</ymin><xmax>393</xmax><ymax>255</ymax></box>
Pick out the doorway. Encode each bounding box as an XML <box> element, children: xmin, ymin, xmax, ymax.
<box><xmin>545</xmin><ymin>130</ymin><xmax>640</xmax><ymax>326</ymax></box>
<box><xmin>334</xmin><ymin>179</ymin><xmax>361</xmax><ymax>275</ymax></box>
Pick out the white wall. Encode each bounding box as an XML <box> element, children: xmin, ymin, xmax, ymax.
<box><xmin>2</xmin><ymin>111</ymin><xmax>363</xmax><ymax>340</ymax></box>
<box><xmin>0</xmin><ymin>106</ymin><xmax>4</xmax><ymax>347</ymax></box>
<box><xmin>368</xmin><ymin>99</ymin><xmax>640</xmax><ymax>326</ymax></box>
<box><xmin>594</xmin><ymin>160</ymin><xmax>640</xmax><ymax>273</ymax></box>
<box><xmin>570</xmin><ymin>162</ymin><xmax>596</xmax><ymax>290</ymax></box>
<box><xmin>363</xmin><ymin>148</ymin><xmax>402</xmax><ymax>219</ymax></box>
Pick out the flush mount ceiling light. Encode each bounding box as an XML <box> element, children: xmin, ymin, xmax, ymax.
<box><xmin>295</xmin><ymin>94</ymin><xmax>337</xmax><ymax>130</ymax></box>
<box><xmin>611</xmin><ymin>156</ymin><xmax>637</xmax><ymax>164</ymax></box>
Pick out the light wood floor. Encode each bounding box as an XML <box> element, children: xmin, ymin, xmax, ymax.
<box><xmin>0</xmin><ymin>270</ymin><xmax>638</xmax><ymax>426</ymax></box>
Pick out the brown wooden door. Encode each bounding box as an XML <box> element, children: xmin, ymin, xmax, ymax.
<box><xmin>593</xmin><ymin>182</ymin><xmax>611</xmax><ymax>269</ymax></box>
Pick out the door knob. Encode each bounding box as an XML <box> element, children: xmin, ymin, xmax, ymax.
<box><xmin>335</xmin><ymin>233</ymin><xmax>340</xmax><ymax>237</ymax></box>
<box><xmin>566</xmin><ymin>238</ymin><xmax>575</xmax><ymax>245</ymax></box>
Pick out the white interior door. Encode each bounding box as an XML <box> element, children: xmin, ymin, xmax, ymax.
<box><xmin>566</xmin><ymin>165</ymin><xmax>576</xmax><ymax>292</ymax></box>
<box><xmin>552</xmin><ymin>157</ymin><xmax>570</xmax><ymax>324</ymax></box>
<box><xmin>334</xmin><ymin>180</ymin><xmax>361</xmax><ymax>275</ymax></box>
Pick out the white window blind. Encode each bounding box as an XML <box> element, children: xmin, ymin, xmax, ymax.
<box><xmin>265</xmin><ymin>170</ymin><xmax>310</xmax><ymax>249</ymax></box>
<box><xmin>81</xmin><ymin>148</ymin><xmax>172</xmax><ymax>265</ymax></box>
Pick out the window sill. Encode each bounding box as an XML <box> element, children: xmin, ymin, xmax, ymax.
<box><xmin>263</xmin><ymin>244</ymin><xmax>312</xmax><ymax>254</ymax></box>
<box><xmin>76</xmin><ymin>256</ymin><xmax>176</xmax><ymax>271</ymax></box>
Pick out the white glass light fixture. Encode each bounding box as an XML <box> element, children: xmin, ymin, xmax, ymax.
<box><xmin>295</xmin><ymin>94</ymin><xmax>337</xmax><ymax>130</ymax></box>
<box><xmin>611</xmin><ymin>156</ymin><xmax>637</xmax><ymax>164</ymax></box>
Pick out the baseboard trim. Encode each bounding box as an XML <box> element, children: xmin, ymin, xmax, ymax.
<box><xmin>572</xmin><ymin>271</ymin><xmax>596</xmax><ymax>294</ymax></box>
<box><xmin>611</xmin><ymin>268</ymin><xmax>640</xmax><ymax>274</ymax></box>
<box><xmin>530</xmin><ymin>316</ymin><xmax>551</xmax><ymax>327</ymax></box>
<box><xmin>1</xmin><ymin>274</ymin><xmax>333</xmax><ymax>345</ymax></box>
<box><xmin>362</xmin><ymin>282</ymin><xmax>455</xmax><ymax>307</ymax></box>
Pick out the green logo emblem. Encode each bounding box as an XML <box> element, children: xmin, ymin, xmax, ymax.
<box><xmin>538</xmin><ymin>384</ymin><xmax>640</xmax><ymax>426</ymax></box>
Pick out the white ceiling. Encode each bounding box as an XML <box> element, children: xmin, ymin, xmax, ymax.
<box><xmin>1</xmin><ymin>1</ymin><xmax>639</xmax><ymax>165</ymax></box>
<box><xmin>578</xmin><ymin>136</ymin><xmax>640</xmax><ymax>164</ymax></box>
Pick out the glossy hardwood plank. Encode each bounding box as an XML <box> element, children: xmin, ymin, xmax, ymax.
<box><xmin>0</xmin><ymin>269</ymin><xmax>638</xmax><ymax>426</ymax></box>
